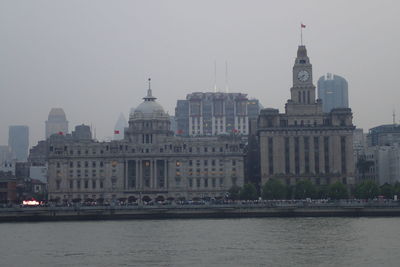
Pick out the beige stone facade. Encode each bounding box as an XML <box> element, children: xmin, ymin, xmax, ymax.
<box><xmin>258</xmin><ymin>46</ymin><xmax>355</xmax><ymax>187</ymax></box>
<box><xmin>47</xmin><ymin>86</ymin><xmax>244</xmax><ymax>202</ymax></box>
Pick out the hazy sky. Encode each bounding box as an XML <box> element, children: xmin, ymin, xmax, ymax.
<box><xmin>1</xmin><ymin>0</ymin><xmax>400</xmax><ymax>147</ymax></box>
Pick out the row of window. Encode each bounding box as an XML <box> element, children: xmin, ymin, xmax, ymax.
<box><xmin>56</xmin><ymin>161</ymin><xmax>105</xmax><ymax>168</ymax></box>
<box><xmin>184</xmin><ymin>177</ymin><xmax>225</xmax><ymax>188</ymax></box>
<box><xmin>55</xmin><ymin>179</ymin><xmax>107</xmax><ymax>190</ymax></box>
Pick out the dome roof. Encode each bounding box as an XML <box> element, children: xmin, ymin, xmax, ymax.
<box><xmin>130</xmin><ymin>80</ymin><xmax>169</xmax><ymax>120</ymax></box>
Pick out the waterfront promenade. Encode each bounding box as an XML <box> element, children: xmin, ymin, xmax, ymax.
<box><xmin>1</xmin><ymin>200</ymin><xmax>400</xmax><ymax>222</ymax></box>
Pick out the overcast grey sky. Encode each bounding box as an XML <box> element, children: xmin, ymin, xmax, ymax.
<box><xmin>1</xmin><ymin>0</ymin><xmax>399</xmax><ymax>147</ymax></box>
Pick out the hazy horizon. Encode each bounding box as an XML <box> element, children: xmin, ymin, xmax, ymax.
<box><xmin>1</xmin><ymin>0</ymin><xmax>399</xmax><ymax>148</ymax></box>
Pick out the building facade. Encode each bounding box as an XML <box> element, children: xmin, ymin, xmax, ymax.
<box><xmin>0</xmin><ymin>145</ymin><xmax>12</xmax><ymax>164</ymax></box>
<box><xmin>175</xmin><ymin>92</ymin><xmax>262</xmax><ymax>136</ymax></box>
<box><xmin>0</xmin><ymin>173</ymin><xmax>17</xmax><ymax>203</ymax></box>
<box><xmin>258</xmin><ymin>45</ymin><xmax>355</xmax><ymax>187</ymax></box>
<box><xmin>45</xmin><ymin>108</ymin><xmax>68</xmax><ymax>139</ymax></box>
<box><xmin>367</xmin><ymin>124</ymin><xmax>400</xmax><ymax>147</ymax></box>
<box><xmin>317</xmin><ymin>73</ymin><xmax>349</xmax><ymax>113</ymax></box>
<box><xmin>8</xmin><ymin>125</ymin><xmax>29</xmax><ymax>162</ymax></box>
<box><xmin>47</xmin><ymin>86</ymin><xmax>245</xmax><ymax>202</ymax></box>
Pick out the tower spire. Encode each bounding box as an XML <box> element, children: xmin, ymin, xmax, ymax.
<box><xmin>143</xmin><ymin>78</ymin><xmax>156</xmax><ymax>101</ymax></box>
<box><xmin>393</xmin><ymin>109</ymin><xmax>396</xmax><ymax>125</ymax></box>
<box><xmin>214</xmin><ymin>60</ymin><xmax>217</xmax><ymax>92</ymax></box>
<box><xmin>225</xmin><ymin>60</ymin><xmax>229</xmax><ymax>93</ymax></box>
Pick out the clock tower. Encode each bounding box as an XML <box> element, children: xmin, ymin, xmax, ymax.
<box><xmin>290</xmin><ymin>45</ymin><xmax>316</xmax><ymax>104</ymax></box>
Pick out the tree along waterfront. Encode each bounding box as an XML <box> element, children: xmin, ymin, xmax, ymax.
<box><xmin>230</xmin><ymin>180</ymin><xmax>400</xmax><ymax>201</ymax></box>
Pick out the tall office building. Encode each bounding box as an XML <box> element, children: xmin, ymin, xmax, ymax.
<box><xmin>0</xmin><ymin>146</ymin><xmax>12</xmax><ymax>164</ymax></box>
<box><xmin>175</xmin><ymin>92</ymin><xmax>262</xmax><ymax>136</ymax></box>
<box><xmin>45</xmin><ymin>108</ymin><xmax>68</xmax><ymax>139</ymax></box>
<box><xmin>8</xmin><ymin>125</ymin><xmax>29</xmax><ymax>162</ymax></box>
<box><xmin>367</xmin><ymin>124</ymin><xmax>400</xmax><ymax>146</ymax></box>
<box><xmin>114</xmin><ymin>113</ymin><xmax>128</xmax><ymax>140</ymax></box>
<box><xmin>317</xmin><ymin>73</ymin><xmax>348</xmax><ymax>113</ymax></box>
<box><xmin>258</xmin><ymin>45</ymin><xmax>355</xmax><ymax>187</ymax></box>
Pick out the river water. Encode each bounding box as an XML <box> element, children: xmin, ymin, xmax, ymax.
<box><xmin>0</xmin><ymin>217</ymin><xmax>399</xmax><ymax>266</ymax></box>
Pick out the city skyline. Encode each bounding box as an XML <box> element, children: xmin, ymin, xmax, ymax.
<box><xmin>1</xmin><ymin>0</ymin><xmax>400</xmax><ymax>147</ymax></box>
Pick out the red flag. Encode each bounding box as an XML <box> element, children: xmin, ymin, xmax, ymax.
<box><xmin>114</xmin><ymin>130</ymin><xmax>120</xmax><ymax>134</ymax></box>
<box><xmin>301</xmin><ymin>23</ymin><xmax>306</xmax><ymax>28</ymax></box>
<box><xmin>58</xmin><ymin>131</ymin><xmax>63</xmax><ymax>135</ymax></box>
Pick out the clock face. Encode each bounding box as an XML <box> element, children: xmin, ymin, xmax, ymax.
<box><xmin>297</xmin><ymin>70</ymin><xmax>310</xmax><ymax>82</ymax></box>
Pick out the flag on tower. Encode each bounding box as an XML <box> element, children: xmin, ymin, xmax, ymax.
<box><xmin>114</xmin><ymin>130</ymin><xmax>120</xmax><ymax>134</ymax></box>
<box><xmin>301</xmin><ymin>23</ymin><xmax>306</xmax><ymax>28</ymax></box>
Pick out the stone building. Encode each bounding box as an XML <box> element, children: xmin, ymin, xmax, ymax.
<box><xmin>47</xmin><ymin>83</ymin><xmax>245</xmax><ymax>202</ymax></box>
<box><xmin>258</xmin><ymin>45</ymin><xmax>355</xmax><ymax>187</ymax></box>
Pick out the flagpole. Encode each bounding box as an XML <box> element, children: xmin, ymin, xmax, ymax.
<box><xmin>300</xmin><ymin>23</ymin><xmax>303</xmax><ymax>45</ymax></box>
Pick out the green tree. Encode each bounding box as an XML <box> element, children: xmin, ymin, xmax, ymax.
<box><xmin>328</xmin><ymin>181</ymin><xmax>348</xmax><ymax>200</ymax></box>
<box><xmin>380</xmin><ymin>183</ymin><xmax>395</xmax><ymax>199</ymax></box>
<box><xmin>393</xmin><ymin>182</ymin><xmax>400</xmax><ymax>197</ymax></box>
<box><xmin>354</xmin><ymin>180</ymin><xmax>379</xmax><ymax>199</ymax></box>
<box><xmin>294</xmin><ymin>180</ymin><xmax>316</xmax><ymax>199</ymax></box>
<box><xmin>316</xmin><ymin>185</ymin><xmax>329</xmax><ymax>199</ymax></box>
<box><xmin>262</xmin><ymin>179</ymin><xmax>287</xmax><ymax>200</ymax></box>
<box><xmin>240</xmin><ymin>183</ymin><xmax>258</xmax><ymax>200</ymax></box>
<box><xmin>228</xmin><ymin>185</ymin><xmax>241</xmax><ymax>200</ymax></box>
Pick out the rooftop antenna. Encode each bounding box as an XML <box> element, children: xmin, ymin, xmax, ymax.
<box><xmin>225</xmin><ymin>60</ymin><xmax>229</xmax><ymax>93</ymax></box>
<box><xmin>393</xmin><ymin>109</ymin><xmax>396</xmax><ymax>125</ymax></box>
<box><xmin>214</xmin><ymin>60</ymin><xmax>217</xmax><ymax>92</ymax></box>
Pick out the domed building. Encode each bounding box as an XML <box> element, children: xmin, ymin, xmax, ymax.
<box><xmin>125</xmin><ymin>81</ymin><xmax>173</xmax><ymax>143</ymax></box>
<box><xmin>47</xmin><ymin>81</ymin><xmax>245</xmax><ymax>203</ymax></box>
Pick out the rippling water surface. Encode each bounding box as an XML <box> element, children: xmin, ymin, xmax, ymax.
<box><xmin>1</xmin><ymin>217</ymin><xmax>400</xmax><ymax>266</ymax></box>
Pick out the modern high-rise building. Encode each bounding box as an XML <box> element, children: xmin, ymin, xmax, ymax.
<box><xmin>367</xmin><ymin>124</ymin><xmax>400</xmax><ymax>147</ymax></box>
<box><xmin>45</xmin><ymin>108</ymin><xmax>68</xmax><ymax>139</ymax></box>
<box><xmin>317</xmin><ymin>73</ymin><xmax>349</xmax><ymax>113</ymax></box>
<box><xmin>114</xmin><ymin>113</ymin><xmax>128</xmax><ymax>140</ymax></box>
<box><xmin>8</xmin><ymin>125</ymin><xmax>29</xmax><ymax>162</ymax></box>
<box><xmin>0</xmin><ymin>146</ymin><xmax>12</xmax><ymax>164</ymax></box>
<box><xmin>258</xmin><ymin>45</ymin><xmax>355</xmax><ymax>187</ymax></box>
<box><xmin>175</xmin><ymin>92</ymin><xmax>262</xmax><ymax>136</ymax></box>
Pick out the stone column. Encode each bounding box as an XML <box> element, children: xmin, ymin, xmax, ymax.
<box><xmin>299</xmin><ymin>135</ymin><xmax>305</xmax><ymax>174</ymax></box>
<box><xmin>150</xmin><ymin>160</ymin><xmax>154</xmax><ymax>189</ymax></box>
<box><xmin>289</xmin><ymin>135</ymin><xmax>295</xmax><ymax>175</ymax></box>
<box><xmin>137</xmin><ymin>160</ymin><xmax>141</xmax><ymax>189</ymax></box>
<box><xmin>332</xmin><ymin>135</ymin><xmax>341</xmax><ymax>173</ymax></box>
<box><xmin>154</xmin><ymin>159</ymin><xmax>158</xmax><ymax>189</ymax></box>
<box><xmin>309</xmin><ymin>135</ymin><xmax>315</xmax><ymax>174</ymax></box>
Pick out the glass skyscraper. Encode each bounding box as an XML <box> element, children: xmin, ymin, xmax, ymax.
<box><xmin>317</xmin><ymin>73</ymin><xmax>348</xmax><ymax>113</ymax></box>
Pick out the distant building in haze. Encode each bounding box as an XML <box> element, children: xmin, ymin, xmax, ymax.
<box><xmin>45</xmin><ymin>108</ymin><xmax>68</xmax><ymax>139</ymax></box>
<box><xmin>114</xmin><ymin>113</ymin><xmax>128</xmax><ymax>140</ymax></box>
<box><xmin>0</xmin><ymin>146</ymin><xmax>12</xmax><ymax>164</ymax></box>
<box><xmin>8</xmin><ymin>125</ymin><xmax>29</xmax><ymax>162</ymax></box>
<box><xmin>317</xmin><ymin>73</ymin><xmax>348</xmax><ymax>113</ymax></box>
<box><xmin>71</xmin><ymin>124</ymin><xmax>92</xmax><ymax>141</ymax></box>
<box><xmin>367</xmin><ymin>124</ymin><xmax>400</xmax><ymax>147</ymax></box>
<box><xmin>175</xmin><ymin>92</ymin><xmax>262</xmax><ymax>136</ymax></box>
